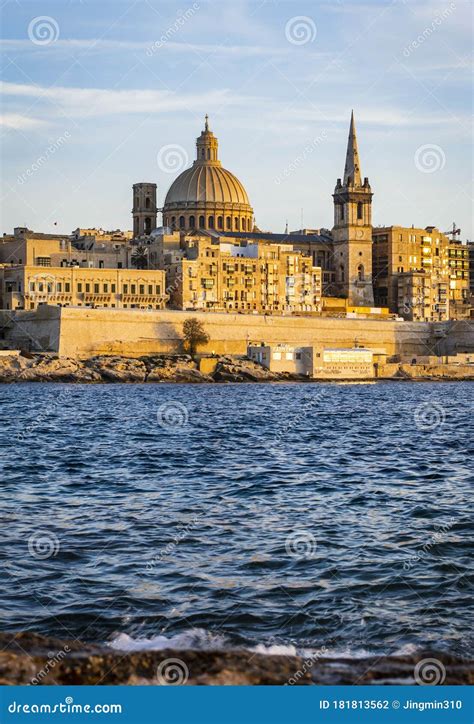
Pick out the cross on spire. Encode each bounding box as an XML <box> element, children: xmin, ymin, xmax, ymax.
<box><xmin>343</xmin><ymin>110</ymin><xmax>362</xmax><ymax>186</ymax></box>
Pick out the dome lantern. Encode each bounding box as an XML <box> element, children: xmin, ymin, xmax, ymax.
<box><xmin>195</xmin><ymin>114</ymin><xmax>220</xmax><ymax>165</ymax></box>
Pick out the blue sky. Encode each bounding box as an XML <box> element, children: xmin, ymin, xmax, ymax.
<box><xmin>1</xmin><ymin>0</ymin><xmax>472</xmax><ymax>238</ymax></box>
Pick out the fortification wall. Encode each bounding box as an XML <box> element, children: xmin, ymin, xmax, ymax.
<box><xmin>2</xmin><ymin>306</ymin><xmax>435</xmax><ymax>359</ymax></box>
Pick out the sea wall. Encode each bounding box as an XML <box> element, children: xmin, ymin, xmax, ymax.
<box><xmin>0</xmin><ymin>305</ymin><xmax>437</xmax><ymax>359</ymax></box>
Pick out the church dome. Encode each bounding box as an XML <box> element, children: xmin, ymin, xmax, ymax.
<box><xmin>162</xmin><ymin>116</ymin><xmax>254</xmax><ymax>233</ymax></box>
<box><xmin>164</xmin><ymin>164</ymin><xmax>251</xmax><ymax>207</ymax></box>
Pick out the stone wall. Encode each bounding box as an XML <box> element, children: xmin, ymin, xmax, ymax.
<box><xmin>1</xmin><ymin>305</ymin><xmax>437</xmax><ymax>359</ymax></box>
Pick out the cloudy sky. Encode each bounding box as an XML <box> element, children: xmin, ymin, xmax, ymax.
<box><xmin>1</xmin><ymin>0</ymin><xmax>472</xmax><ymax>238</ymax></box>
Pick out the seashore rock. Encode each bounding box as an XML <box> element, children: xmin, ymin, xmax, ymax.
<box><xmin>0</xmin><ymin>632</ymin><xmax>472</xmax><ymax>686</ymax></box>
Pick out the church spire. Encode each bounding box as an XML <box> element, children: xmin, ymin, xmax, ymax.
<box><xmin>343</xmin><ymin>110</ymin><xmax>362</xmax><ymax>186</ymax></box>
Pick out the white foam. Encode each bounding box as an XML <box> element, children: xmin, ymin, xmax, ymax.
<box><xmin>109</xmin><ymin>628</ymin><xmax>228</xmax><ymax>652</ymax></box>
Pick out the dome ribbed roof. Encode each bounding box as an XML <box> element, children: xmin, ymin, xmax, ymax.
<box><xmin>164</xmin><ymin>164</ymin><xmax>251</xmax><ymax>207</ymax></box>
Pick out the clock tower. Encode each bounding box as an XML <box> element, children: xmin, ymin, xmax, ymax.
<box><xmin>332</xmin><ymin>112</ymin><xmax>374</xmax><ymax>306</ymax></box>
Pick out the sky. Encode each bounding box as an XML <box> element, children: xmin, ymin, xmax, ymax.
<box><xmin>1</xmin><ymin>0</ymin><xmax>472</xmax><ymax>239</ymax></box>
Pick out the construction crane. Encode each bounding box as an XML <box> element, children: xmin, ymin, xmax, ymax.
<box><xmin>443</xmin><ymin>222</ymin><xmax>461</xmax><ymax>241</ymax></box>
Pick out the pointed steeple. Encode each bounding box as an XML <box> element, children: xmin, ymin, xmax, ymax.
<box><xmin>343</xmin><ymin>111</ymin><xmax>362</xmax><ymax>186</ymax></box>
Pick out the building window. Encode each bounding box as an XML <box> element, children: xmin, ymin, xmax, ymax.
<box><xmin>340</xmin><ymin>265</ymin><xmax>345</xmax><ymax>282</ymax></box>
<box><xmin>57</xmin><ymin>283</ymin><xmax>62</xmax><ymax>292</ymax></box>
<box><xmin>156</xmin><ymin>285</ymin><xmax>161</xmax><ymax>294</ymax></box>
<box><xmin>148</xmin><ymin>284</ymin><xmax>153</xmax><ymax>294</ymax></box>
<box><xmin>65</xmin><ymin>283</ymin><xmax>71</xmax><ymax>293</ymax></box>
<box><xmin>123</xmin><ymin>284</ymin><xmax>128</xmax><ymax>294</ymax></box>
<box><xmin>208</xmin><ymin>216</ymin><xmax>215</xmax><ymax>229</ymax></box>
<box><xmin>242</xmin><ymin>218</ymin><xmax>246</xmax><ymax>231</ymax></box>
<box><xmin>145</xmin><ymin>197</ymin><xmax>151</xmax><ymax>209</ymax></box>
<box><xmin>111</xmin><ymin>284</ymin><xmax>116</xmax><ymax>293</ymax></box>
<box><xmin>357</xmin><ymin>264</ymin><xmax>365</xmax><ymax>281</ymax></box>
<box><xmin>217</xmin><ymin>216</ymin><xmax>223</xmax><ymax>229</ymax></box>
<box><xmin>171</xmin><ymin>216</ymin><xmax>176</xmax><ymax>229</ymax></box>
<box><xmin>199</xmin><ymin>215</ymin><xmax>205</xmax><ymax>228</ymax></box>
<box><xmin>139</xmin><ymin>284</ymin><xmax>145</xmax><ymax>294</ymax></box>
<box><xmin>29</xmin><ymin>282</ymin><xmax>35</xmax><ymax>292</ymax></box>
<box><xmin>357</xmin><ymin>202</ymin><xmax>363</xmax><ymax>220</ymax></box>
<box><xmin>104</xmin><ymin>284</ymin><xmax>108</xmax><ymax>293</ymax></box>
<box><xmin>86</xmin><ymin>283</ymin><xmax>90</xmax><ymax>292</ymax></box>
<box><xmin>340</xmin><ymin>204</ymin><xmax>344</xmax><ymax>221</ymax></box>
<box><xmin>77</xmin><ymin>283</ymin><xmax>82</xmax><ymax>292</ymax></box>
<box><xmin>131</xmin><ymin>284</ymin><xmax>136</xmax><ymax>294</ymax></box>
<box><xmin>94</xmin><ymin>283</ymin><xmax>99</xmax><ymax>293</ymax></box>
<box><xmin>189</xmin><ymin>215</ymin><xmax>195</xmax><ymax>229</ymax></box>
<box><xmin>179</xmin><ymin>216</ymin><xmax>185</xmax><ymax>229</ymax></box>
<box><xmin>36</xmin><ymin>257</ymin><xmax>51</xmax><ymax>267</ymax></box>
<box><xmin>118</xmin><ymin>262</ymin><xmax>123</xmax><ymax>269</ymax></box>
<box><xmin>235</xmin><ymin>218</ymin><xmax>240</xmax><ymax>230</ymax></box>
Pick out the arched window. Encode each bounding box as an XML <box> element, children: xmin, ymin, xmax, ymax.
<box><xmin>340</xmin><ymin>265</ymin><xmax>345</xmax><ymax>282</ymax></box>
<box><xmin>357</xmin><ymin>202</ymin><xmax>363</xmax><ymax>220</ymax></box>
<box><xmin>208</xmin><ymin>216</ymin><xmax>214</xmax><ymax>229</ymax></box>
<box><xmin>201</xmin><ymin>149</ymin><xmax>205</xmax><ymax>158</ymax></box>
<box><xmin>226</xmin><ymin>216</ymin><xmax>231</xmax><ymax>230</ymax></box>
<box><xmin>145</xmin><ymin>197</ymin><xmax>151</xmax><ymax>209</ymax></box>
<box><xmin>179</xmin><ymin>216</ymin><xmax>185</xmax><ymax>229</ymax></box>
<box><xmin>171</xmin><ymin>216</ymin><xmax>176</xmax><ymax>229</ymax></box>
<box><xmin>145</xmin><ymin>217</ymin><xmax>152</xmax><ymax>234</ymax></box>
<box><xmin>234</xmin><ymin>218</ymin><xmax>240</xmax><ymax>230</ymax></box>
<box><xmin>189</xmin><ymin>216</ymin><xmax>195</xmax><ymax>229</ymax></box>
<box><xmin>357</xmin><ymin>264</ymin><xmax>365</xmax><ymax>281</ymax></box>
<box><xmin>199</xmin><ymin>215</ymin><xmax>205</xmax><ymax>228</ymax></box>
<box><xmin>134</xmin><ymin>196</ymin><xmax>139</xmax><ymax>209</ymax></box>
<box><xmin>207</xmin><ymin>149</ymin><xmax>211</xmax><ymax>159</ymax></box>
<box><xmin>242</xmin><ymin>218</ymin><xmax>246</xmax><ymax>231</ymax></box>
<box><xmin>217</xmin><ymin>216</ymin><xmax>223</xmax><ymax>230</ymax></box>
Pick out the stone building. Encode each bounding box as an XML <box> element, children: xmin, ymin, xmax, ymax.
<box><xmin>132</xmin><ymin>183</ymin><xmax>157</xmax><ymax>237</ymax></box>
<box><xmin>0</xmin><ymin>265</ymin><xmax>166</xmax><ymax>311</ymax></box>
<box><xmin>161</xmin><ymin>234</ymin><xmax>322</xmax><ymax>314</ymax></box>
<box><xmin>162</xmin><ymin>116</ymin><xmax>254</xmax><ymax>234</ymax></box>
<box><xmin>372</xmin><ymin>225</ymin><xmax>470</xmax><ymax>320</ymax></box>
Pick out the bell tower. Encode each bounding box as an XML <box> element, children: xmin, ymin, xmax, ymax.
<box><xmin>332</xmin><ymin>112</ymin><xmax>374</xmax><ymax>306</ymax></box>
<box><xmin>132</xmin><ymin>182</ymin><xmax>157</xmax><ymax>238</ymax></box>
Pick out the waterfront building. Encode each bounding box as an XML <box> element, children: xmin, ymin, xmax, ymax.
<box><xmin>0</xmin><ymin>265</ymin><xmax>167</xmax><ymax>311</ymax></box>
<box><xmin>159</xmin><ymin>234</ymin><xmax>322</xmax><ymax>314</ymax></box>
<box><xmin>372</xmin><ymin>225</ymin><xmax>470</xmax><ymax>321</ymax></box>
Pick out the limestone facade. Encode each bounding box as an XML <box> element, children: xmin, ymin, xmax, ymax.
<box><xmin>372</xmin><ymin>225</ymin><xmax>470</xmax><ymax>321</ymax></box>
<box><xmin>159</xmin><ymin>234</ymin><xmax>322</xmax><ymax>314</ymax></box>
<box><xmin>0</xmin><ymin>265</ymin><xmax>167</xmax><ymax>311</ymax></box>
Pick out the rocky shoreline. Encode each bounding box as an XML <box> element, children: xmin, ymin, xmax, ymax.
<box><xmin>0</xmin><ymin>632</ymin><xmax>472</xmax><ymax>686</ymax></box>
<box><xmin>1</xmin><ymin>352</ymin><xmax>473</xmax><ymax>383</ymax></box>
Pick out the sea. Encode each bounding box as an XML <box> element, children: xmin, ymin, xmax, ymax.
<box><xmin>0</xmin><ymin>381</ymin><xmax>472</xmax><ymax>659</ymax></box>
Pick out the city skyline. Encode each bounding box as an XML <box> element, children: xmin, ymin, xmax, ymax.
<box><xmin>1</xmin><ymin>0</ymin><xmax>472</xmax><ymax>239</ymax></box>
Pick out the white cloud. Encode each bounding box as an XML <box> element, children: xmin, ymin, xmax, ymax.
<box><xmin>0</xmin><ymin>113</ymin><xmax>47</xmax><ymax>129</ymax></box>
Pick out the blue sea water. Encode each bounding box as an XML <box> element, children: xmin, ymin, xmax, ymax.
<box><xmin>0</xmin><ymin>381</ymin><xmax>472</xmax><ymax>657</ymax></box>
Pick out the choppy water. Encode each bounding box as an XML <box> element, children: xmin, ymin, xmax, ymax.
<box><xmin>0</xmin><ymin>382</ymin><xmax>472</xmax><ymax>658</ymax></box>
